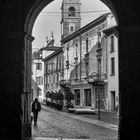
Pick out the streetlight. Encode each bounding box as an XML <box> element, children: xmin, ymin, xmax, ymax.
<box><xmin>85</xmin><ymin>31</ymin><xmax>107</xmax><ymax>120</ymax></box>
<box><xmin>96</xmin><ymin>78</ymin><xmax>101</xmax><ymax>120</ymax></box>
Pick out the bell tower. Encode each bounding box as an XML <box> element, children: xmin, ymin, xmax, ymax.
<box><xmin>61</xmin><ymin>0</ymin><xmax>81</xmax><ymax>39</ymax></box>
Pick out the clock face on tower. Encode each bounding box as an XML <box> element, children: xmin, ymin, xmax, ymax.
<box><xmin>61</xmin><ymin>0</ymin><xmax>81</xmax><ymax>39</ymax></box>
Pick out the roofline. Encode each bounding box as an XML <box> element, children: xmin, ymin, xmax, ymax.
<box><xmin>42</xmin><ymin>47</ymin><xmax>63</xmax><ymax>62</ymax></box>
<box><xmin>61</xmin><ymin>12</ymin><xmax>111</xmax><ymax>44</ymax></box>
<box><xmin>39</xmin><ymin>45</ymin><xmax>61</xmax><ymax>52</ymax></box>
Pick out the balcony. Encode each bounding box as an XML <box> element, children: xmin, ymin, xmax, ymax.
<box><xmin>85</xmin><ymin>73</ymin><xmax>107</xmax><ymax>86</ymax></box>
<box><xmin>59</xmin><ymin>80</ymin><xmax>71</xmax><ymax>87</ymax></box>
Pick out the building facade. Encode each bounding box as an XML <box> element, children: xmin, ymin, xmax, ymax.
<box><xmin>43</xmin><ymin>47</ymin><xmax>64</xmax><ymax>93</ymax></box>
<box><xmin>103</xmin><ymin>26</ymin><xmax>119</xmax><ymax>112</ymax></box>
<box><xmin>32</xmin><ymin>37</ymin><xmax>56</xmax><ymax>102</ymax></box>
<box><xmin>31</xmin><ymin>79</ymin><xmax>41</xmax><ymax>101</ymax></box>
<box><xmin>60</xmin><ymin>0</ymin><xmax>117</xmax><ymax>111</ymax></box>
<box><xmin>32</xmin><ymin>50</ymin><xmax>44</xmax><ymax>102</ymax></box>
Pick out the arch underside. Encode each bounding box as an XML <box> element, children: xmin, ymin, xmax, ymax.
<box><xmin>25</xmin><ymin>0</ymin><xmax>118</xmax><ymax>36</ymax></box>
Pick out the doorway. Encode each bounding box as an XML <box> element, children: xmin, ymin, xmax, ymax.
<box><xmin>111</xmin><ymin>91</ymin><xmax>115</xmax><ymax>111</ymax></box>
<box><xmin>84</xmin><ymin>89</ymin><xmax>91</xmax><ymax>106</ymax></box>
<box><xmin>74</xmin><ymin>89</ymin><xmax>80</xmax><ymax>106</ymax></box>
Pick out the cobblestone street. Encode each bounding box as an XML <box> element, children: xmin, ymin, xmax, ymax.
<box><xmin>32</xmin><ymin>107</ymin><xmax>118</xmax><ymax>140</ymax></box>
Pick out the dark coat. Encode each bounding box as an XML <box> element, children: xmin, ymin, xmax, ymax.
<box><xmin>32</xmin><ymin>101</ymin><xmax>41</xmax><ymax>112</ymax></box>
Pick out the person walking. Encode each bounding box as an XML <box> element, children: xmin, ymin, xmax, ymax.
<box><xmin>31</xmin><ymin>98</ymin><xmax>41</xmax><ymax>125</ymax></box>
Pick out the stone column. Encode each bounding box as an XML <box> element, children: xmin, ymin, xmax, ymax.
<box><xmin>118</xmin><ymin>25</ymin><xmax>140</xmax><ymax>139</ymax></box>
<box><xmin>80</xmin><ymin>88</ymin><xmax>85</xmax><ymax>106</ymax></box>
<box><xmin>0</xmin><ymin>32</ymin><xmax>24</xmax><ymax>140</ymax></box>
<box><xmin>21</xmin><ymin>33</ymin><xmax>34</xmax><ymax>139</ymax></box>
<box><xmin>0</xmin><ymin>1</ymin><xmax>25</xmax><ymax>139</ymax></box>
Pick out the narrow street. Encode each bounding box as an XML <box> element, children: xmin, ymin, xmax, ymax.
<box><xmin>32</xmin><ymin>107</ymin><xmax>118</xmax><ymax>140</ymax></box>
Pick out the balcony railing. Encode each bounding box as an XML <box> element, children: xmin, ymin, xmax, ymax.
<box><xmin>85</xmin><ymin>73</ymin><xmax>107</xmax><ymax>85</ymax></box>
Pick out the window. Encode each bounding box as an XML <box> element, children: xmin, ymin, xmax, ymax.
<box><xmin>76</xmin><ymin>43</ymin><xmax>78</xmax><ymax>57</ymax></box>
<box><xmin>86</xmin><ymin>38</ymin><xmax>89</xmax><ymax>53</ymax></box>
<box><xmin>98</xmin><ymin>58</ymin><xmax>101</xmax><ymax>75</ymax></box>
<box><xmin>67</xmin><ymin>44</ymin><xmax>69</xmax><ymax>61</ymax></box>
<box><xmin>110</xmin><ymin>36</ymin><xmax>115</xmax><ymax>52</ymax></box>
<box><xmin>75</xmin><ymin>65</ymin><xmax>78</xmax><ymax>79</ymax></box>
<box><xmin>69</xmin><ymin>7</ymin><xmax>75</xmax><ymax>17</ymax></box>
<box><xmin>97</xmin><ymin>31</ymin><xmax>101</xmax><ymax>49</ymax></box>
<box><xmin>36</xmin><ymin>63</ymin><xmax>42</xmax><ymax>70</ymax></box>
<box><xmin>111</xmin><ymin>57</ymin><xmax>115</xmax><ymax>75</ymax></box>
<box><xmin>69</xmin><ymin>24</ymin><xmax>75</xmax><ymax>33</ymax></box>
<box><xmin>85</xmin><ymin>89</ymin><xmax>91</xmax><ymax>106</ymax></box>
<box><xmin>111</xmin><ymin>91</ymin><xmax>115</xmax><ymax>111</ymax></box>
<box><xmin>75</xmin><ymin>90</ymin><xmax>80</xmax><ymax>105</ymax></box>
<box><xmin>85</xmin><ymin>62</ymin><xmax>89</xmax><ymax>77</ymax></box>
<box><xmin>53</xmin><ymin>74</ymin><xmax>55</xmax><ymax>83</ymax></box>
<box><xmin>49</xmin><ymin>75</ymin><xmax>51</xmax><ymax>83</ymax></box>
<box><xmin>36</xmin><ymin>76</ymin><xmax>43</xmax><ymax>85</ymax></box>
<box><xmin>71</xmin><ymin>26</ymin><xmax>74</xmax><ymax>32</ymax></box>
<box><xmin>66</xmin><ymin>44</ymin><xmax>70</xmax><ymax>69</ymax></box>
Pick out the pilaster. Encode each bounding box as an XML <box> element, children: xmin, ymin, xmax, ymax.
<box><xmin>0</xmin><ymin>32</ymin><xmax>24</xmax><ymax>140</ymax></box>
<box><xmin>91</xmin><ymin>86</ymin><xmax>95</xmax><ymax>108</ymax></box>
<box><xmin>21</xmin><ymin>33</ymin><xmax>34</xmax><ymax>139</ymax></box>
<box><xmin>118</xmin><ymin>25</ymin><xmax>140</xmax><ymax>139</ymax></box>
<box><xmin>80</xmin><ymin>88</ymin><xmax>85</xmax><ymax>106</ymax></box>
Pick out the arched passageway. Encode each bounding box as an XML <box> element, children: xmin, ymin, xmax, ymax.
<box><xmin>0</xmin><ymin>0</ymin><xmax>140</xmax><ymax>140</ymax></box>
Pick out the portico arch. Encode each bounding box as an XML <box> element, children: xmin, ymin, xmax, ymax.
<box><xmin>24</xmin><ymin>0</ymin><xmax>119</xmax><ymax>138</ymax></box>
<box><xmin>24</xmin><ymin>0</ymin><xmax>140</xmax><ymax>140</ymax></box>
<box><xmin>23</xmin><ymin>1</ymin><xmax>118</xmax><ymax>138</ymax></box>
<box><xmin>0</xmin><ymin>0</ymin><xmax>139</xmax><ymax>140</ymax></box>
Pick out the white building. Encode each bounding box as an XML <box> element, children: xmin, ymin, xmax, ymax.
<box><xmin>31</xmin><ymin>79</ymin><xmax>41</xmax><ymax>101</ymax></box>
<box><xmin>103</xmin><ymin>26</ymin><xmax>119</xmax><ymax>112</ymax></box>
<box><xmin>32</xmin><ymin>50</ymin><xmax>44</xmax><ymax>102</ymax></box>
<box><xmin>60</xmin><ymin>0</ymin><xmax>118</xmax><ymax>112</ymax></box>
<box><xmin>32</xmin><ymin>38</ymin><xmax>61</xmax><ymax>102</ymax></box>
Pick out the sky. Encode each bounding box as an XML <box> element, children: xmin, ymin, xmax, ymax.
<box><xmin>32</xmin><ymin>0</ymin><xmax>110</xmax><ymax>51</ymax></box>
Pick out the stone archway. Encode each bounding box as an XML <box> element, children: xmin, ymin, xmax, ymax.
<box><xmin>0</xmin><ymin>0</ymin><xmax>140</xmax><ymax>140</ymax></box>
<box><xmin>24</xmin><ymin>0</ymin><xmax>140</xmax><ymax>139</ymax></box>
<box><xmin>24</xmin><ymin>0</ymin><xmax>119</xmax><ymax>138</ymax></box>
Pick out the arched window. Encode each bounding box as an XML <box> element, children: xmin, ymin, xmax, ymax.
<box><xmin>69</xmin><ymin>6</ymin><xmax>75</xmax><ymax>17</ymax></box>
